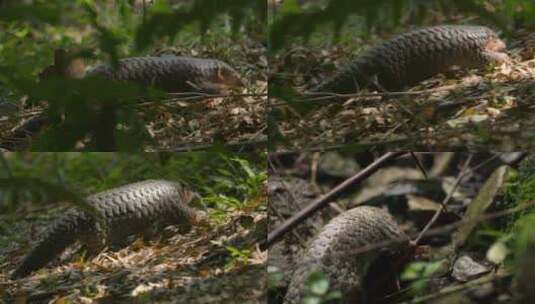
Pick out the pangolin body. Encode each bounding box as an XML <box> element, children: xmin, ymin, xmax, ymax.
<box><xmin>11</xmin><ymin>180</ymin><xmax>203</xmax><ymax>279</ymax></box>
<box><xmin>310</xmin><ymin>25</ymin><xmax>509</xmax><ymax>94</ymax></box>
<box><xmin>284</xmin><ymin>206</ymin><xmax>408</xmax><ymax>304</ymax></box>
<box><xmin>86</xmin><ymin>56</ymin><xmax>244</xmax><ymax>93</ymax></box>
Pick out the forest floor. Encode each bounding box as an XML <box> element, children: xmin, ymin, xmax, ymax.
<box><xmin>138</xmin><ymin>38</ymin><xmax>267</xmax><ymax>151</ymax></box>
<box><xmin>1</xmin><ymin>205</ymin><xmax>267</xmax><ymax>303</ymax></box>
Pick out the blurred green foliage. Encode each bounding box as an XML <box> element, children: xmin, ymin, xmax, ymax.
<box><xmin>269</xmin><ymin>0</ymin><xmax>535</xmax><ymax>52</ymax></box>
<box><xmin>395</xmin><ymin>159</ymin><xmax>535</xmax><ymax>298</ymax></box>
<box><xmin>450</xmin><ymin>161</ymin><xmax>535</xmax><ymax>295</ymax></box>
<box><xmin>451</xmin><ymin>166</ymin><xmax>530</xmax><ymax>251</ymax></box>
<box><xmin>401</xmin><ymin>260</ymin><xmax>445</xmax><ymax>296</ymax></box>
<box><xmin>136</xmin><ymin>0</ymin><xmax>266</xmax><ymax>50</ymax></box>
<box><xmin>225</xmin><ymin>245</ymin><xmax>252</xmax><ymax>268</ymax></box>
<box><xmin>302</xmin><ymin>271</ymin><xmax>342</xmax><ymax>304</ymax></box>
<box><xmin>0</xmin><ymin>151</ymin><xmax>266</xmax><ymax>217</ymax></box>
<box><xmin>12</xmin><ymin>77</ymin><xmax>161</xmax><ymax>151</ymax></box>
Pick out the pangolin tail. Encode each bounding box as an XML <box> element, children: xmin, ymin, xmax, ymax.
<box><xmin>11</xmin><ymin>211</ymin><xmax>88</xmax><ymax>279</ymax></box>
<box><xmin>308</xmin><ymin>56</ymin><xmax>375</xmax><ymax>94</ymax></box>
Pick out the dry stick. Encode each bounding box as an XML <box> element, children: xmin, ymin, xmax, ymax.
<box><xmin>266</xmin><ymin>162</ymin><xmax>526</xmax><ymax>284</ymax></box>
<box><xmin>343</xmin><ymin>152</ymin><xmax>527</xmax><ymax>255</ymax></box>
<box><xmin>414</xmin><ymin>154</ymin><xmax>473</xmax><ymax>244</ymax></box>
<box><xmin>410</xmin><ymin>152</ymin><xmax>428</xmax><ymax>179</ymax></box>
<box><xmin>261</xmin><ymin>151</ymin><xmax>406</xmax><ymax>250</ymax></box>
<box><xmin>382</xmin><ymin>121</ymin><xmax>405</xmax><ymax>139</ymax></box>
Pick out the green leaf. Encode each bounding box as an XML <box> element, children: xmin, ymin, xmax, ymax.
<box><xmin>0</xmin><ymin>176</ymin><xmax>99</xmax><ymax>217</ymax></box>
<box><xmin>401</xmin><ymin>261</ymin><xmax>444</xmax><ymax>280</ymax></box>
<box><xmin>306</xmin><ymin>271</ymin><xmax>330</xmax><ymax>295</ymax></box>
<box><xmin>303</xmin><ymin>296</ymin><xmax>322</xmax><ymax>304</ymax></box>
<box><xmin>453</xmin><ymin>166</ymin><xmax>511</xmax><ymax>248</ymax></box>
<box><xmin>14</xmin><ymin>28</ymin><xmax>29</xmax><ymax>38</ymax></box>
<box><xmin>280</xmin><ymin>0</ymin><xmax>302</xmax><ymax>15</ymax></box>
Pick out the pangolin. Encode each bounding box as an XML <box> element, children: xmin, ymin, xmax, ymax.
<box><xmin>85</xmin><ymin>55</ymin><xmax>244</xmax><ymax>94</ymax></box>
<box><xmin>310</xmin><ymin>25</ymin><xmax>509</xmax><ymax>94</ymax></box>
<box><xmin>11</xmin><ymin>180</ymin><xmax>205</xmax><ymax>279</ymax></box>
<box><xmin>284</xmin><ymin>206</ymin><xmax>409</xmax><ymax>304</ymax></box>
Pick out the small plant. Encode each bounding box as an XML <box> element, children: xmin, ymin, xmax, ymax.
<box><xmin>225</xmin><ymin>245</ymin><xmax>251</xmax><ymax>269</ymax></box>
<box><xmin>401</xmin><ymin>260</ymin><xmax>446</xmax><ymax>294</ymax></box>
<box><xmin>203</xmin><ymin>156</ymin><xmax>266</xmax><ymax>215</ymax></box>
<box><xmin>302</xmin><ymin>271</ymin><xmax>342</xmax><ymax>304</ymax></box>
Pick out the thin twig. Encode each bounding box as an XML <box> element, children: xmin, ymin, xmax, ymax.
<box><xmin>410</xmin><ymin>152</ymin><xmax>428</xmax><ymax>179</ymax></box>
<box><xmin>414</xmin><ymin>154</ymin><xmax>473</xmax><ymax>244</ymax></box>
